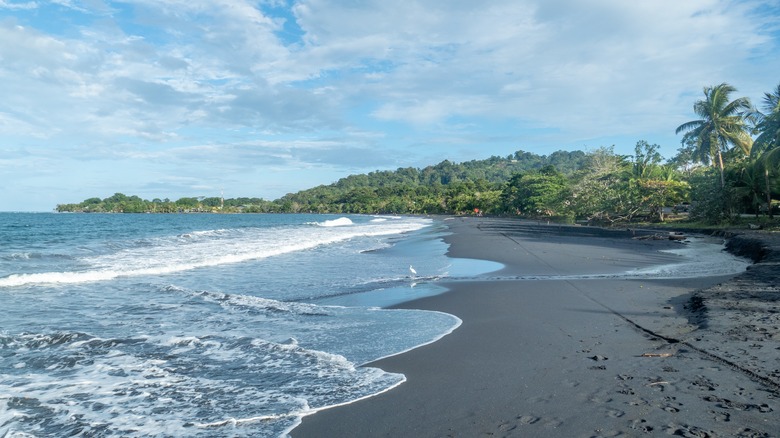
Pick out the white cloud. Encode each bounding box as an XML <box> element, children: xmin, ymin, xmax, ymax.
<box><xmin>7</xmin><ymin>0</ymin><xmax>764</xmax><ymax>143</ymax></box>
<box><xmin>290</xmin><ymin>0</ymin><xmax>777</xmax><ymax>138</ymax></box>
<box><xmin>0</xmin><ymin>1</ymin><xmax>37</xmax><ymax>10</ymax></box>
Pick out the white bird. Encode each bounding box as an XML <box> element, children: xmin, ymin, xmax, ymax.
<box><xmin>409</xmin><ymin>265</ymin><xmax>417</xmax><ymax>276</ymax></box>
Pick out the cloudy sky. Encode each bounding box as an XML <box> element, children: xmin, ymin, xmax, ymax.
<box><xmin>2</xmin><ymin>0</ymin><xmax>779</xmax><ymax>211</ymax></box>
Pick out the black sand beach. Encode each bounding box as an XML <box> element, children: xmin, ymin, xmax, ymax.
<box><xmin>294</xmin><ymin>217</ymin><xmax>780</xmax><ymax>437</ymax></box>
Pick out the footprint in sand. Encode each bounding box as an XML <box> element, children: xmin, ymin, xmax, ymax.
<box><xmin>702</xmin><ymin>395</ymin><xmax>773</xmax><ymax>412</ymax></box>
<box><xmin>628</xmin><ymin>397</ymin><xmax>648</xmax><ymax>406</ymax></box>
<box><xmin>589</xmin><ymin>392</ymin><xmax>614</xmax><ymax>404</ymax></box>
<box><xmin>629</xmin><ymin>418</ymin><xmax>654</xmax><ymax>433</ymax></box>
<box><xmin>689</xmin><ymin>375</ymin><xmax>718</xmax><ymax>391</ymax></box>
<box><xmin>516</xmin><ymin>415</ymin><xmax>540</xmax><ymax>425</ymax></box>
<box><xmin>661</xmin><ymin>396</ymin><xmax>683</xmax><ymax>413</ymax></box>
<box><xmin>708</xmin><ymin>410</ymin><xmax>731</xmax><ymax>422</ymax></box>
<box><xmin>736</xmin><ymin>426</ymin><xmax>773</xmax><ymax>437</ymax></box>
<box><xmin>496</xmin><ymin>421</ymin><xmax>517</xmax><ymax>432</ymax></box>
<box><xmin>588</xmin><ymin>354</ymin><xmax>609</xmax><ymax>361</ymax></box>
<box><xmin>664</xmin><ymin>423</ymin><xmax>716</xmax><ymax>437</ymax></box>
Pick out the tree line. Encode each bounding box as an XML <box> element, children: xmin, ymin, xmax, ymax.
<box><xmin>57</xmin><ymin>81</ymin><xmax>780</xmax><ymax>226</ymax></box>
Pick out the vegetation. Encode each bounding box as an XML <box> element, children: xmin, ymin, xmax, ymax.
<box><xmin>57</xmin><ymin>81</ymin><xmax>780</xmax><ymax>227</ymax></box>
<box><xmin>56</xmin><ymin>193</ymin><xmax>275</xmax><ymax>214</ymax></box>
<box><xmin>675</xmin><ymin>83</ymin><xmax>753</xmax><ymax>188</ymax></box>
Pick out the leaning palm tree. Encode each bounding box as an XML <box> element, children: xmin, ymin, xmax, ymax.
<box><xmin>749</xmin><ymin>82</ymin><xmax>780</xmax><ymax>157</ymax></box>
<box><xmin>675</xmin><ymin>83</ymin><xmax>754</xmax><ymax>188</ymax></box>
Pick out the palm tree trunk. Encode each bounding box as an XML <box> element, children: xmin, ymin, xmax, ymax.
<box><xmin>717</xmin><ymin>150</ymin><xmax>726</xmax><ymax>188</ymax></box>
<box><xmin>766</xmin><ymin>167</ymin><xmax>774</xmax><ymax>219</ymax></box>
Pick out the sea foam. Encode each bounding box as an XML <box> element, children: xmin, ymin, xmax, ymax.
<box><xmin>317</xmin><ymin>217</ymin><xmax>353</xmax><ymax>227</ymax></box>
<box><xmin>0</xmin><ymin>216</ymin><xmax>431</xmax><ymax>287</ymax></box>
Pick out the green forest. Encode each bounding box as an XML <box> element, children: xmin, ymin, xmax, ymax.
<box><xmin>56</xmin><ymin>82</ymin><xmax>780</xmax><ymax>226</ymax></box>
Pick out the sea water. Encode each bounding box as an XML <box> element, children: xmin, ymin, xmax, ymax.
<box><xmin>0</xmin><ymin>213</ymin><xmax>462</xmax><ymax>437</ymax></box>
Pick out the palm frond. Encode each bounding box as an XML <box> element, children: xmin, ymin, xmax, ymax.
<box><xmin>763</xmin><ymin>83</ymin><xmax>780</xmax><ymax>113</ymax></box>
<box><xmin>675</xmin><ymin>119</ymin><xmax>704</xmax><ymax>134</ymax></box>
<box><xmin>723</xmin><ymin>96</ymin><xmax>753</xmax><ymax>116</ymax></box>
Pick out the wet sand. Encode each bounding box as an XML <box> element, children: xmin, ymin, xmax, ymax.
<box><xmin>293</xmin><ymin>217</ymin><xmax>779</xmax><ymax>437</ymax></box>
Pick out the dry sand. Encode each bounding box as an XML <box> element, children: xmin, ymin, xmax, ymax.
<box><xmin>293</xmin><ymin>217</ymin><xmax>779</xmax><ymax>437</ymax></box>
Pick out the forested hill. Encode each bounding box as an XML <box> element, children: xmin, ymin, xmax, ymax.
<box><xmin>276</xmin><ymin>149</ymin><xmax>586</xmax><ymax>213</ymax></box>
<box><xmin>52</xmin><ymin>142</ymin><xmax>705</xmax><ymax>224</ymax></box>
<box><xmin>333</xmin><ymin>149</ymin><xmax>586</xmax><ymax>188</ymax></box>
<box><xmin>56</xmin><ymin>149</ymin><xmax>588</xmax><ymax>215</ymax></box>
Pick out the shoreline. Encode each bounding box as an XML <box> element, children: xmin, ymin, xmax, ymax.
<box><xmin>293</xmin><ymin>217</ymin><xmax>780</xmax><ymax>437</ymax></box>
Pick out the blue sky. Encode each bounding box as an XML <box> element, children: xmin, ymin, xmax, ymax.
<box><xmin>1</xmin><ymin>0</ymin><xmax>779</xmax><ymax>211</ymax></box>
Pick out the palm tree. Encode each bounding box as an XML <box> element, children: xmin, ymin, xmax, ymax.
<box><xmin>675</xmin><ymin>83</ymin><xmax>754</xmax><ymax>188</ymax></box>
<box><xmin>749</xmin><ymin>82</ymin><xmax>780</xmax><ymax>157</ymax></box>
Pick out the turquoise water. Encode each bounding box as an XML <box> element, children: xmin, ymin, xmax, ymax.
<box><xmin>0</xmin><ymin>213</ymin><xmax>464</xmax><ymax>437</ymax></box>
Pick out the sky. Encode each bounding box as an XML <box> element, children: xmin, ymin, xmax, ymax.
<box><xmin>1</xmin><ymin>1</ymin><xmax>780</xmax><ymax>211</ymax></box>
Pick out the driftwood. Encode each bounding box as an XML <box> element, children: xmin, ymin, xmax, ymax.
<box><xmin>633</xmin><ymin>232</ymin><xmax>687</xmax><ymax>242</ymax></box>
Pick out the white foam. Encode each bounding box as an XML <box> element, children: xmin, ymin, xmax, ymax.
<box><xmin>171</xmin><ymin>287</ymin><xmax>335</xmax><ymax>317</ymax></box>
<box><xmin>196</xmin><ymin>412</ymin><xmax>297</xmax><ymax>428</ymax></box>
<box><xmin>0</xmin><ymin>216</ymin><xmax>432</xmax><ymax>287</ymax></box>
<box><xmin>318</xmin><ymin>217</ymin><xmax>353</xmax><ymax>227</ymax></box>
<box><xmin>288</xmin><ymin>373</ymin><xmax>407</xmax><ymax>436</ymax></box>
<box><xmin>0</xmin><ymin>270</ymin><xmax>123</xmax><ymax>286</ymax></box>
<box><xmin>0</xmin><ymin>328</ymin><xmax>407</xmax><ymax>438</ymax></box>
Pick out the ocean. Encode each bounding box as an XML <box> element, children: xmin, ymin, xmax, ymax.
<box><xmin>0</xmin><ymin>213</ymin><xmax>749</xmax><ymax>437</ymax></box>
<box><xmin>0</xmin><ymin>213</ymin><xmax>470</xmax><ymax>437</ymax></box>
